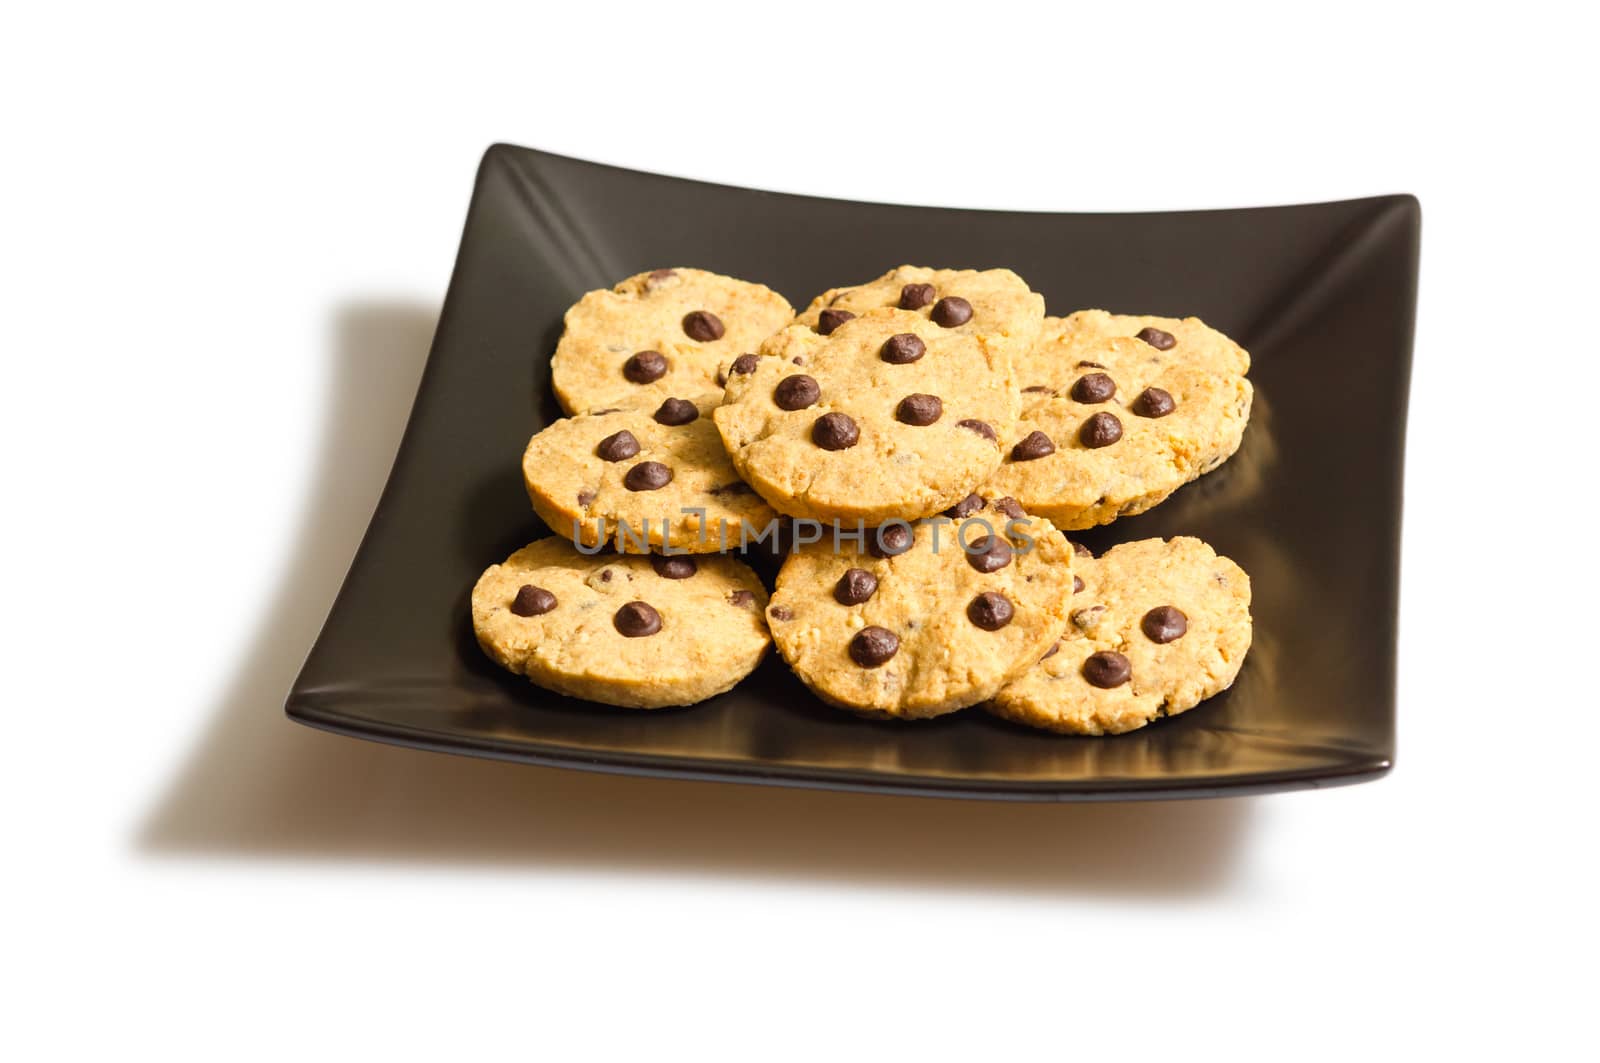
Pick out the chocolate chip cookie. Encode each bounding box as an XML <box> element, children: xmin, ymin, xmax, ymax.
<box><xmin>523</xmin><ymin>397</ymin><xmax>776</xmax><ymax>552</ymax></box>
<box><xmin>765</xmin><ymin>498</ymin><xmax>1075</xmax><ymax>719</ymax></box>
<box><xmin>550</xmin><ymin>268</ymin><xmax>794</xmax><ymax>415</ymax></box>
<box><xmin>795</xmin><ymin>266</ymin><xmax>1045</xmax><ymax>353</ymax></box>
<box><xmin>714</xmin><ymin>284</ymin><xmax>1040</xmax><ymax>522</ymax></box>
<box><xmin>981</xmin><ymin>310</ymin><xmax>1252</xmax><ymax>529</ymax></box>
<box><xmin>987</xmin><ymin>536</ymin><xmax>1251</xmax><ymax>734</ymax></box>
<box><xmin>472</xmin><ymin>538</ymin><xmax>771</xmax><ymax>708</ymax></box>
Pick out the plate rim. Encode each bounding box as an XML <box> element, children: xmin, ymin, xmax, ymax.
<box><xmin>483</xmin><ymin>141</ymin><xmax>1422</xmax><ymax>220</ymax></box>
<box><xmin>288</xmin><ymin>697</ymin><xmax>1393</xmax><ymax>803</ymax></box>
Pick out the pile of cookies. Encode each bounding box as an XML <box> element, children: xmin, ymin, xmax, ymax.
<box><xmin>472</xmin><ymin>265</ymin><xmax>1255</xmax><ymax>734</ymax></box>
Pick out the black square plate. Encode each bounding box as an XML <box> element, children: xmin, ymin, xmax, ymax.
<box><xmin>286</xmin><ymin>144</ymin><xmax>1418</xmax><ymax>801</ymax></box>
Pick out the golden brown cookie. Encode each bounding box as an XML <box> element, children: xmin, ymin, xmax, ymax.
<box><xmin>550</xmin><ymin>267</ymin><xmax>794</xmax><ymax>415</ymax></box>
<box><xmin>987</xmin><ymin>536</ymin><xmax>1251</xmax><ymax>734</ymax></box>
<box><xmin>713</xmin><ymin>294</ymin><xmax>1036</xmax><ymax>522</ymax></box>
<box><xmin>795</xmin><ymin>265</ymin><xmax>1045</xmax><ymax>350</ymax></box>
<box><xmin>523</xmin><ymin>397</ymin><xmax>776</xmax><ymax>552</ymax></box>
<box><xmin>471</xmin><ymin>539</ymin><xmax>771</xmax><ymax>708</ymax></box>
<box><xmin>980</xmin><ymin>311</ymin><xmax>1252</xmax><ymax>530</ymax></box>
<box><xmin>765</xmin><ymin>498</ymin><xmax>1074</xmax><ymax>719</ymax></box>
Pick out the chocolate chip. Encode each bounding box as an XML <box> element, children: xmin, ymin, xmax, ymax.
<box><xmin>964</xmin><ymin>534</ymin><xmax>1013</xmax><ymax>573</ymax></box>
<box><xmin>653</xmin><ymin>397</ymin><xmax>699</xmax><ymax>425</ymax></box>
<box><xmin>1073</xmin><ymin>575</ymin><xmax>1085</xmax><ymax>594</ymax></box>
<box><xmin>1023</xmin><ymin>385</ymin><xmax>1055</xmax><ymax>395</ymax></box>
<box><xmin>931</xmin><ymin>296</ymin><xmax>973</xmax><ymax>328</ymax></box>
<box><xmin>1131</xmin><ymin>387</ymin><xmax>1176</xmax><ymax>418</ymax></box>
<box><xmin>623</xmin><ymin>350</ymin><xmax>667</xmax><ymax>384</ymax></box>
<box><xmin>614</xmin><ymin>601</ymin><xmax>662</xmax><ymax>637</ymax></box>
<box><xmin>729</xmin><ymin>589</ymin><xmax>756</xmax><ymax>607</ymax></box>
<box><xmin>812</xmin><ymin>411</ymin><xmax>859</xmax><ymax>450</ymax></box>
<box><xmin>511</xmin><ymin>585</ymin><xmax>556</xmax><ymax>616</ymax></box>
<box><xmin>644</xmin><ymin>268</ymin><xmax>677</xmax><ymax>289</ymax></box>
<box><xmin>1011</xmin><ymin>430</ymin><xmax>1056</xmax><ymax>462</ymax></box>
<box><xmin>957</xmin><ymin>419</ymin><xmax>996</xmax><ymax>441</ymax></box>
<box><xmin>849</xmin><ymin>626</ymin><xmax>899</xmax><ymax>667</ymax></box>
<box><xmin>1072</xmin><ymin>542</ymin><xmax>1093</xmax><ymax>558</ymax></box>
<box><xmin>817</xmin><ymin>309</ymin><xmax>855</xmax><ymax>335</ymax></box>
<box><xmin>1142</xmin><ymin>605</ymin><xmax>1188</xmax><ymax>643</ymax></box>
<box><xmin>1083</xmin><ymin>650</ymin><xmax>1131</xmax><ymax>688</ymax></box>
<box><xmin>1041</xmin><ymin>642</ymin><xmax>1061</xmax><ymax>660</ymax></box>
<box><xmin>967</xmin><ymin>591</ymin><xmax>1014</xmax><ymax>631</ymax></box>
<box><xmin>879</xmin><ymin>333</ymin><xmax>926</xmax><ymax>365</ymax></box>
<box><xmin>899</xmin><ymin>282</ymin><xmax>936</xmax><ymax>309</ymax></box>
<box><xmin>1071</xmin><ymin>605</ymin><xmax>1105</xmax><ymax>631</ymax></box>
<box><xmin>1070</xmin><ymin>372</ymin><xmax>1117</xmax><ymax>404</ymax></box>
<box><xmin>774</xmin><ymin>374</ymin><xmax>821</xmax><ymax>410</ymax></box>
<box><xmin>945</xmin><ymin>493</ymin><xmax>985</xmax><ymax>519</ymax></box>
<box><xmin>1078</xmin><ymin>412</ymin><xmax>1123</xmax><ymax>448</ymax></box>
<box><xmin>770</xmin><ymin>605</ymin><xmax>794</xmax><ymax>621</ymax></box>
<box><xmin>624</xmin><ymin>461</ymin><xmax>673</xmax><ymax>491</ymax></box>
<box><xmin>867</xmin><ymin>522</ymin><xmax>914</xmax><ymax>558</ymax></box>
<box><xmin>1136</xmin><ymin>326</ymin><xmax>1176</xmax><ymax>350</ymax></box>
<box><xmin>1076</xmin><ymin>360</ymin><xmax>1107</xmax><ymax>369</ymax></box>
<box><xmin>577</xmin><ymin>489</ymin><xmax>596</xmax><ymax>507</ymax></box>
<box><xmin>993</xmin><ymin>497</ymin><xmax>1025</xmax><ymax>519</ymax></box>
<box><xmin>730</xmin><ymin>353</ymin><xmax>760</xmax><ymax>376</ymax></box>
<box><xmin>650</xmin><ymin>554</ymin><xmax>697</xmax><ymax>580</ymax></box>
<box><xmin>896</xmin><ymin>393</ymin><xmax>942</xmax><ymax>426</ymax></box>
<box><xmin>596</xmin><ymin>430</ymin><xmax>641</xmax><ymax>462</ymax></box>
<box><xmin>834</xmin><ymin>568</ymin><xmax>878</xmax><ymax>605</ymax></box>
<box><xmin>599</xmin><ymin>570</ymin><xmax>613</xmax><ymax>582</ymax></box>
<box><xmin>683</xmin><ymin>310</ymin><xmax>725</xmax><ymax>342</ymax></box>
<box><xmin>709</xmin><ymin>481</ymin><xmax>752</xmax><ymax>496</ymax></box>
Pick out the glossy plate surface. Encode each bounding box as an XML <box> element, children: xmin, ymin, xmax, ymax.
<box><xmin>286</xmin><ymin>144</ymin><xmax>1418</xmax><ymax>801</ymax></box>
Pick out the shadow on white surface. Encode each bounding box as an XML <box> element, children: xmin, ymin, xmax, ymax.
<box><xmin>136</xmin><ymin>300</ymin><xmax>1259</xmax><ymax>898</ymax></box>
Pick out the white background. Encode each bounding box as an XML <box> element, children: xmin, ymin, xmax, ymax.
<box><xmin>4</xmin><ymin>3</ymin><xmax>1597</xmax><ymax>1059</ymax></box>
